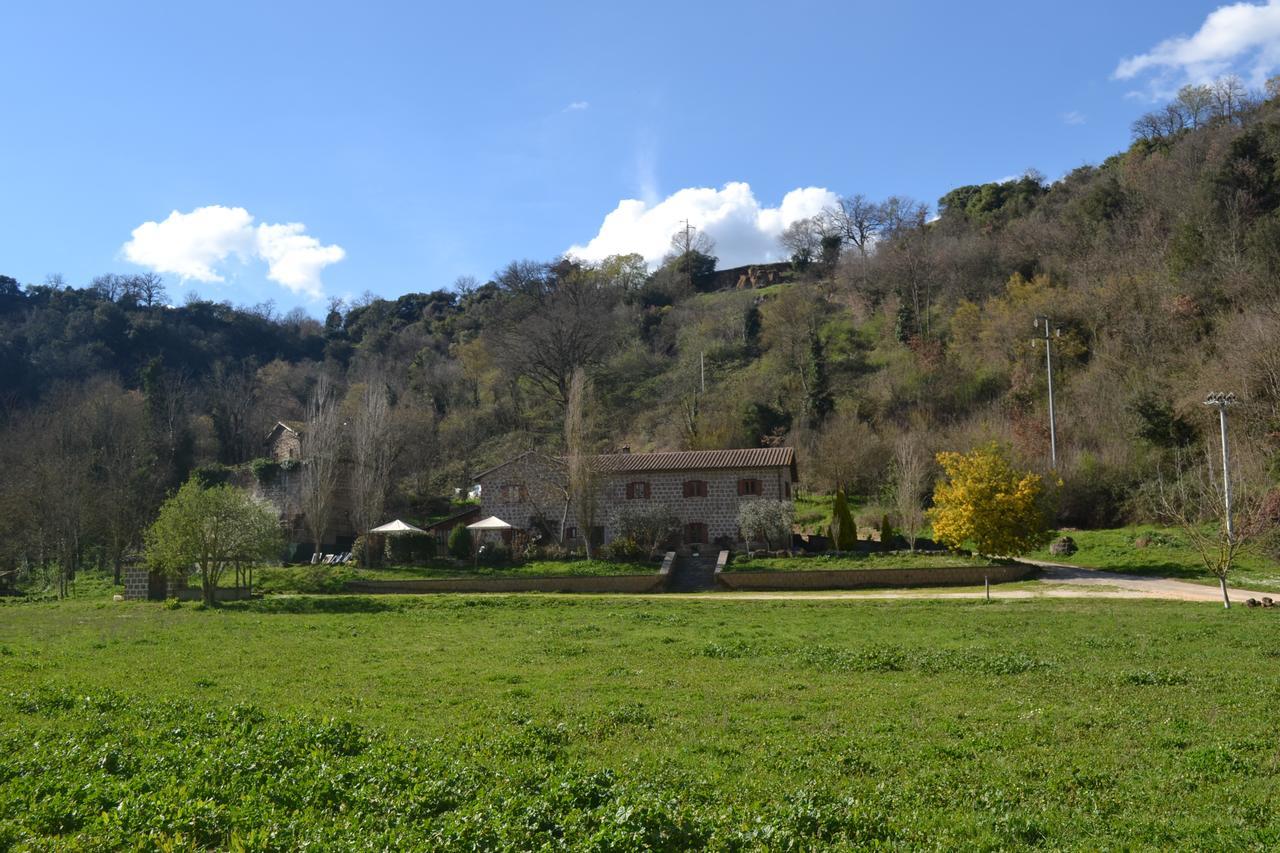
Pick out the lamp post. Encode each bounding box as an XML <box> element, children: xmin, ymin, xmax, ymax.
<box><xmin>1203</xmin><ymin>391</ymin><xmax>1239</xmax><ymax>541</ymax></box>
<box><xmin>1033</xmin><ymin>317</ymin><xmax>1060</xmax><ymax>469</ymax></box>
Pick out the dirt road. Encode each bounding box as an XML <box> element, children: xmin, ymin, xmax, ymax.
<box><xmin>665</xmin><ymin>561</ymin><xmax>1271</xmax><ymax>603</ymax></box>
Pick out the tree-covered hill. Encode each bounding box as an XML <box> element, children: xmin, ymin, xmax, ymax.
<box><xmin>4</xmin><ymin>77</ymin><xmax>1280</xmax><ymax>576</ymax></box>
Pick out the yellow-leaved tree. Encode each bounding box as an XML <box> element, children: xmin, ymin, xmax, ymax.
<box><xmin>929</xmin><ymin>444</ymin><xmax>1049</xmax><ymax>557</ymax></box>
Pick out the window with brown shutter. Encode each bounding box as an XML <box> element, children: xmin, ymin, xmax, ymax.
<box><xmin>626</xmin><ymin>481</ymin><xmax>650</xmax><ymax>499</ymax></box>
<box><xmin>737</xmin><ymin>478</ymin><xmax>762</xmax><ymax>496</ymax></box>
<box><xmin>682</xmin><ymin>479</ymin><xmax>707</xmax><ymax>498</ymax></box>
<box><xmin>564</xmin><ymin>526</ymin><xmax>577</xmax><ymax>541</ymax></box>
<box><xmin>684</xmin><ymin>522</ymin><xmax>708</xmax><ymax>544</ymax></box>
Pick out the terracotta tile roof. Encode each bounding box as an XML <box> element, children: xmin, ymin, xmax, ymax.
<box><xmin>591</xmin><ymin>447</ymin><xmax>795</xmax><ymax>475</ymax></box>
<box><xmin>474</xmin><ymin>447</ymin><xmax>798</xmax><ymax>481</ymax></box>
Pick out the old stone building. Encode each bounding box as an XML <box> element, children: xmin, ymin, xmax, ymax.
<box><xmin>249</xmin><ymin>420</ymin><xmax>355</xmax><ymax>556</ymax></box>
<box><xmin>474</xmin><ymin>447</ymin><xmax>796</xmax><ymax>552</ymax></box>
<box><xmin>264</xmin><ymin>420</ymin><xmax>305</xmax><ymax>462</ymax></box>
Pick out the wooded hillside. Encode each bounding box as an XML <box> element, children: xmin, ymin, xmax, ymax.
<box><xmin>4</xmin><ymin>78</ymin><xmax>1280</xmax><ymax>576</ymax></box>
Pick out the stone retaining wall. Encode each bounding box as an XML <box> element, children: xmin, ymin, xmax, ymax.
<box><xmin>174</xmin><ymin>587</ymin><xmax>255</xmax><ymax>602</ymax></box>
<box><xmin>122</xmin><ymin>566</ymin><xmax>188</xmax><ymax>601</ymax></box>
<box><xmin>343</xmin><ymin>572</ymin><xmax>667</xmax><ymax>595</ymax></box>
<box><xmin>716</xmin><ymin>563</ymin><xmax>1032</xmax><ymax>591</ymax></box>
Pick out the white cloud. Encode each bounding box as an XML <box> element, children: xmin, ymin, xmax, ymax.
<box><xmin>1115</xmin><ymin>1</ymin><xmax>1280</xmax><ymax>91</ymax></box>
<box><xmin>567</xmin><ymin>182</ymin><xmax>838</xmax><ymax>269</ymax></box>
<box><xmin>564</xmin><ymin>100</ymin><xmax>590</xmax><ymax>112</ymax></box>
<box><xmin>1062</xmin><ymin>110</ymin><xmax>1087</xmax><ymax>125</ymax></box>
<box><xmin>122</xmin><ymin>205</ymin><xmax>344</xmax><ymax>298</ymax></box>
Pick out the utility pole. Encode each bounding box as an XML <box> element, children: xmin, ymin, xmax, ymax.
<box><xmin>1033</xmin><ymin>316</ymin><xmax>1060</xmax><ymax>469</ymax></box>
<box><xmin>1203</xmin><ymin>392</ymin><xmax>1239</xmax><ymax>541</ymax></box>
<box><xmin>679</xmin><ymin>219</ymin><xmax>697</xmax><ymax>293</ymax></box>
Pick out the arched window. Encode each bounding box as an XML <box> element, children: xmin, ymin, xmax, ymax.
<box><xmin>684</xmin><ymin>522</ymin><xmax>708</xmax><ymax>544</ymax></box>
<box><xmin>682</xmin><ymin>479</ymin><xmax>708</xmax><ymax>498</ymax></box>
<box><xmin>737</xmin><ymin>478</ymin><xmax>763</xmax><ymax>496</ymax></box>
<box><xmin>625</xmin><ymin>481</ymin><xmax>651</xmax><ymax>499</ymax></box>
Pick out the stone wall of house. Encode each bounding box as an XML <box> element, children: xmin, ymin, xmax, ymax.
<box><xmin>477</xmin><ymin>454</ymin><xmax>568</xmax><ymax>539</ymax></box>
<box><xmin>478</xmin><ymin>454</ymin><xmax>794</xmax><ymax>550</ymax></box>
<box><xmin>267</xmin><ymin>430</ymin><xmax>302</xmax><ymax>463</ymax></box>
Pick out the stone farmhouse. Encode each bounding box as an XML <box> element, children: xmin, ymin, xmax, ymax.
<box><xmin>474</xmin><ymin>447</ymin><xmax>796</xmax><ymax>552</ymax></box>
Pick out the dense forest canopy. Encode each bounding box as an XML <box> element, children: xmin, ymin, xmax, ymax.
<box><xmin>4</xmin><ymin>77</ymin><xmax>1280</xmax><ymax>578</ymax></box>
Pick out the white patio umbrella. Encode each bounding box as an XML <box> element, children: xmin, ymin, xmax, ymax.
<box><xmin>466</xmin><ymin>516</ymin><xmax>512</xmax><ymax>531</ymax></box>
<box><xmin>370</xmin><ymin>519</ymin><xmax>427</xmax><ymax>535</ymax></box>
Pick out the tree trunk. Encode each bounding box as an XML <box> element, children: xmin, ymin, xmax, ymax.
<box><xmin>1219</xmin><ymin>575</ymin><xmax>1231</xmax><ymax>609</ymax></box>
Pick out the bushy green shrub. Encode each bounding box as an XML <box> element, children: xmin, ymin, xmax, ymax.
<box><xmin>602</xmin><ymin>536</ymin><xmax>645</xmax><ymax>560</ymax></box>
<box><xmin>249</xmin><ymin>457</ymin><xmax>282</xmax><ymax>483</ymax></box>
<box><xmin>739</xmin><ymin>499</ymin><xmax>794</xmax><ymax>549</ymax></box>
<box><xmin>448</xmin><ymin>524</ymin><xmax>473</xmax><ymax>559</ymax></box>
<box><xmin>477</xmin><ymin>543</ymin><xmax>509</xmax><ymax>565</ymax></box>
<box><xmin>386</xmin><ymin>534</ymin><xmax>434</xmax><ymax>565</ymax></box>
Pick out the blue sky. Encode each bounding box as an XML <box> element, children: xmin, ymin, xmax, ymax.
<box><xmin>2</xmin><ymin>1</ymin><xmax>1278</xmax><ymax>312</ymax></box>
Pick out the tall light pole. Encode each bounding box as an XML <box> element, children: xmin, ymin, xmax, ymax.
<box><xmin>1034</xmin><ymin>316</ymin><xmax>1060</xmax><ymax>469</ymax></box>
<box><xmin>1203</xmin><ymin>391</ymin><xmax>1239</xmax><ymax>541</ymax></box>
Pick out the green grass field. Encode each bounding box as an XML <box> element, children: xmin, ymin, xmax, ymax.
<box><xmin>726</xmin><ymin>552</ymin><xmax>993</xmax><ymax>572</ymax></box>
<box><xmin>1031</xmin><ymin>525</ymin><xmax>1280</xmax><ymax>591</ymax></box>
<box><xmin>2</xmin><ymin>593</ymin><xmax>1279</xmax><ymax>848</ymax></box>
<box><xmin>256</xmin><ymin>559</ymin><xmax>658</xmax><ymax>594</ymax></box>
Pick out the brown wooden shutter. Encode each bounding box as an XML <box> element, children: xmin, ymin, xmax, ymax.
<box><xmin>737</xmin><ymin>479</ymin><xmax>745</xmax><ymax>496</ymax></box>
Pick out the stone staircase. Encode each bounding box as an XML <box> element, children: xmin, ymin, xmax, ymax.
<box><xmin>667</xmin><ymin>553</ymin><xmax>721</xmax><ymax>592</ymax></box>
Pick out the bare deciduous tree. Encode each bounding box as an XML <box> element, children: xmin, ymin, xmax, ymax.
<box><xmin>821</xmin><ymin>194</ymin><xmax>884</xmax><ymax>259</ymax></box>
<box><xmin>1149</xmin><ymin>442</ymin><xmax>1264</xmax><ymax>608</ymax></box>
<box><xmin>489</xmin><ymin>265</ymin><xmax>618</xmax><ymax>409</ymax></box>
<box><xmin>564</xmin><ymin>368</ymin><xmax>599</xmax><ymax>557</ymax></box>
<box><xmin>780</xmin><ymin>218</ymin><xmax>823</xmax><ymax>269</ymax></box>
<box><xmin>350</xmin><ymin>380</ymin><xmax>395</xmax><ymax>564</ymax></box>
<box><xmin>892</xmin><ymin>434</ymin><xmax>930</xmax><ymax>552</ymax></box>
<box><xmin>300</xmin><ymin>376</ymin><xmax>343</xmax><ymax>555</ymax></box>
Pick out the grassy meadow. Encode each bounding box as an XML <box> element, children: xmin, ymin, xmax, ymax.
<box><xmin>255</xmin><ymin>558</ymin><xmax>660</xmax><ymax>594</ymax></box>
<box><xmin>1031</xmin><ymin>525</ymin><xmax>1280</xmax><ymax>591</ymax></box>
<box><xmin>2</xmin><ymin>593</ymin><xmax>1280</xmax><ymax>848</ymax></box>
<box><xmin>725</xmin><ymin>552</ymin><xmax>993</xmax><ymax>572</ymax></box>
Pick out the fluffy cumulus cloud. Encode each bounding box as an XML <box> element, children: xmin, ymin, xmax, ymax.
<box><xmin>567</xmin><ymin>182</ymin><xmax>838</xmax><ymax>269</ymax></box>
<box><xmin>122</xmin><ymin>205</ymin><xmax>345</xmax><ymax>298</ymax></box>
<box><xmin>1115</xmin><ymin>1</ymin><xmax>1280</xmax><ymax>90</ymax></box>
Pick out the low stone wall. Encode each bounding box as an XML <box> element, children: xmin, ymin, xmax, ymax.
<box><xmin>716</xmin><ymin>563</ymin><xmax>1033</xmax><ymax>591</ymax></box>
<box><xmin>343</xmin><ymin>572</ymin><xmax>667</xmax><ymax>595</ymax></box>
<box><xmin>175</xmin><ymin>587</ymin><xmax>255</xmax><ymax>602</ymax></box>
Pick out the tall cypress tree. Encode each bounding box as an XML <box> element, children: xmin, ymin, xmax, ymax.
<box><xmin>804</xmin><ymin>330</ymin><xmax>834</xmax><ymax>430</ymax></box>
<box><xmin>829</xmin><ymin>487</ymin><xmax>857</xmax><ymax>550</ymax></box>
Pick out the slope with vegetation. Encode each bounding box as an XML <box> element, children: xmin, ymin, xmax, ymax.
<box><xmin>4</xmin><ymin>76</ymin><xmax>1280</xmax><ymax>590</ymax></box>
